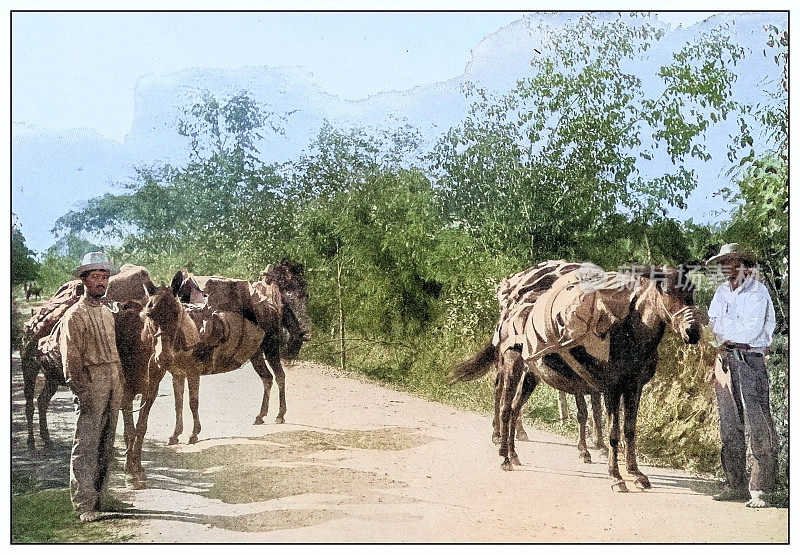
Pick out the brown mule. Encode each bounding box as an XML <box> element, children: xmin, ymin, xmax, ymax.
<box><xmin>453</xmin><ymin>262</ymin><xmax>701</xmax><ymax>491</ymax></box>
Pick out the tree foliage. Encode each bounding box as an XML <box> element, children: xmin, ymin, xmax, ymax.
<box><xmin>432</xmin><ymin>14</ymin><xmax>744</xmax><ymax>265</ymax></box>
<box><xmin>11</xmin><ymin>215</ymin><xmax>39</xmax><ymax>287</ymax></box>
<box><xmin>54</xmin><ymin>91</ymin><xmax>290</xmax><ymax>278</ymax></box>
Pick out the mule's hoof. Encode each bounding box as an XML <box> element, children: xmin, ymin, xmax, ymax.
<box><xmin>510</xmin><ymin>454</ymin><xmax>522</xmax><ymax>466</ymax></box>
<box><xmin>254</xmin><ymin>417</ymin><xmax>265</xmax><ymax>425</ymax></box>
<box><xmin>580</xmin><ymin>452</ymin><xmax>592</xmax><ymax>464</ymax></box>
<box><xmin>491</xmin><ymin>435</ymin><xmax>501</xmax><ymax>445</ymax></box>
<box><xmin>611</xmin><ymin>480</ymin><xmax>629</xmax><ymax>493</ymax></box>
<box><xmin>634</xmin><ymin>476</ymin><xmax>651</xmax><ymax>490</ymax></box>
<box><xmin>188</xmin><ymin>436</ymin><xmax>198</xmax><ymax>445</ymax></box>
<box><xmin>167</xmin><ymin>437</ymin><xmax>179</xmax><ymax>446</ymax></box>
<box><xmin>275</xmin><ymin>416</ymin><xmax>285</xmax><ymax>424</ymax></box>
<box><xmin>501</xmin><ymin>459</ymin><xmax>513</xmax><ymax>471</ymax></box>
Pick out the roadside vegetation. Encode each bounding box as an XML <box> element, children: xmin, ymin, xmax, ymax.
<box><xmin>12</xmin><ymin>14</ymin><xmax>787</xmax><ymax>522</ymax></box>
<box><xmin>11</xmin><ymin>471</ymin><xmax>135</xmax><ymax>543</ymax></box>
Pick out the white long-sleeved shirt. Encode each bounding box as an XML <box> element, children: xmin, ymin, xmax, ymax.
<box><xmin>708</xmin><ymin>276</ymin><xmax>776</xmax><ymax>349</ymax></box>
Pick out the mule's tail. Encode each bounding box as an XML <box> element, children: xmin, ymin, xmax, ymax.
<box><xmin>450</xmin><ymin>339</ymin><xmax>497</xmax><ymax>383</ymax></box>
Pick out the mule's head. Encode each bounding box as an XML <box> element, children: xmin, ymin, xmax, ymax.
<box><xmin>262</xmin><ymin>258</ymin><xmax>312</xmax><ymax>353</ymax></box>
<box><xmin>140</xmin><ymin>283</ymin><xmax>183</xmax><ymax>366</ymax></box>
<box><xmin>650</xmin><ymin>266</ymin><xmax>702</xmax><ymax>344</ymax></box>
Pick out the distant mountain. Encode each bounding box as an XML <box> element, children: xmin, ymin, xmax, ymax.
<box><xmin>11</xmin><ymin>12</ymin><xmax>787</xmax><ymax>253</ymax></box>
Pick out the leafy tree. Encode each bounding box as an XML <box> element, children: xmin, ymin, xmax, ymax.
<box><xmin>54</xmin><ymin>91</ymin><xmax>289</xmax><ymax>278</ymax></box>
<box><xmin>11</xmin><ymin>215</ymin><xmax>39</xmax><ymax>287</ymax></box>
<box><xmin>432</xmin><ymin>14</ymin><xmax>744</xmax><ymax>265</ymax></box>
<box><xmin>37</xmin><ymin>233</ymin><xmax>102</xmax><ymax>293</ymax></box>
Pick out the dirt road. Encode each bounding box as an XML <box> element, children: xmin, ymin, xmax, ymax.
<box><xmin>12</xmin><ymin>357</ymin><xmax>788</xmax><ymax>543</ymax></box>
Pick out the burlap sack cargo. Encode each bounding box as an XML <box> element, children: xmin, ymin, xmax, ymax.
<box><xmin>23</xmin><ymin>280</ymin><xmax>84</xmax><ymax>344</ymax></box>
<box><xmin>492</xmin><ymin>262</ymin><xmax>637</xmax><ymax>390</ymax></box>
<box><xmin>196</xmin><ymin>277</ymin><xmax>252</xmax><ymax>313</ymax></box>
<box><xmin>106</xmin><ymin>264</ymin><xmax>155</xmax><ymax>303</ymax></box>
<box><xmin>181</xmin><ymin>305</ymin><xmax>265</xmax><ymax>376</ymax></box>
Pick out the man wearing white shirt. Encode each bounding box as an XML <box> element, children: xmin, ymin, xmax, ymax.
<box><xmin>706</xmin><ymin>243</ymin><xmax>778</xmax><ymax>508</ymax></box>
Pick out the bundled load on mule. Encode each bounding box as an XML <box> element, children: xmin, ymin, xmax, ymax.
<box><xmin>175</xmin><ymin>266</ymin><xmax>306</xmax><ymax>359</ymax></box>
<box><xmin>493</xmin><ymin>263</ymin><xmax>636</xmax><ymax>390</ymax></box>
<box><xmin>182</xmin><ymin>303</ymin><xmax>265</xmax><ymax>376</ymax></box>
<box><xmin>479</xmin><ymin>260</ymin><xmax>607</xmax><ymax>451</ymax></box>
<box><xmin>105</xmin><ymin>264</ymin><xmax>157</xmax><ymax>304</ymax></box>
<box><xmin>23</xmin><ymin>280</ymin><xmax>84</xmax><ymax>347</ymax></box>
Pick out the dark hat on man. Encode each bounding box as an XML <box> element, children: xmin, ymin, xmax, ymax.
<box><xmin>73</xmin><ymin>251</ymin><xmax>119</xmax><ymax>277</ymax></box>
<box><xmin>705</xmin><ymin>243</ymin><xmax>758</xmax><ymax>266</ymax></box>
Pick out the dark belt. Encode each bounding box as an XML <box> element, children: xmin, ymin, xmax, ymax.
<box><xmin>722</xmin><ymin>348</ymin><xmax>764</xmax><ymax>361</ymax></box>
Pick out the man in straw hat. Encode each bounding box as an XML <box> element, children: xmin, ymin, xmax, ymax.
<box><xmin>59</xmin><ymin>252</ymin><xmax>123</xmax><ymax>522</ymax></box>
<box><xmin>706</xmin><ymin>243</ymin><xmax>777</xmax><ymax>508</ymax></box>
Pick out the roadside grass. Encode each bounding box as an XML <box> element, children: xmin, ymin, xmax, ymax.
<box><xmin>11</xmin><ymin>471</ymin><xmax>135</xmax><ymax>544</ymax></box>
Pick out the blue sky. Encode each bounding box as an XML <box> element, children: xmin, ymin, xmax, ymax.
<box><xmin>11</xmin><ymin>9</ymin><xmax>715</xmax><ymax>142</ymax></box>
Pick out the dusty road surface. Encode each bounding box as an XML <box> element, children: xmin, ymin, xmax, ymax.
<box><xmin>12</xmin><ymin>357</ymin><xmax>788</xmax><ymax>543</ymax></box>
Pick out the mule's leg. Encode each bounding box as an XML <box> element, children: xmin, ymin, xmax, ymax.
<box><xmin>187</xmin><ymin>374</ymin><xmax>201</xmax><ymax>444</ymax></box>
<box><xmin>129</xmin><ymin>364</ymin><xmax>166</xmax><ymax>489</ymax></box>
<box><xmin>498</xmin><ymin>348</ymin><xmax>524</xmax><ymax>471</ymax></box>
<box><xmin>22</xmin><ymin>354</ymin><xmax>39</xmax><ymax>450</ymax></box>
<box><xmin>250</xmin><ymin>352</ymin><xmax>273</xmax><ymax>425</ymax></box>
<box><xmin>492</xmin><ymin>374</ymin><xmax>502</xmax><ymax>444</ymax></box>
<box><xmin>605</xmin><ymin>389</ymin><xmax>627</xmax><ymax>492</ymax></box>
<box><xmin>575</xmin><ymin>394</ymin><xmax>591</xmax><ymax>463</ymax></box>
<box><xmin>590</xmin><ymin>391</ymin><xmax>607</xmax><ymax>454</ymax></box>
<box><xmin>168</xmin><ymin>373</ymin><xmax>185</xmax><ymax>445</ymax></box>
<box><xmin>37</xmin><ymin>375</ymin><xmax>61</xmax><ymax>449</ymax></box>
<box><xmin>508</xmin><ymin>370</ymin><xmax>537</xmax><ymax>466</ymax></box>
<box><xmin>515</xmin><ymin>411</ymin><xmax>530</xmax><ymax>442</ymax></box>
<box><xmin>120</xmin><ymin>394</ymin><xmax>138</xmax><ymax>482</ymax></box>
<box><xmin>558</xmin><ymin>390</ymin><xmax>571</xmax><ymax>422</ymax></box>
<box><xmin>267</xmin><ymin>352</ymin><xmax>287</xmax><ymax>424</ymax></box>
<box><xmin>623</xmin><ymin>384</ymin><xmax>650</xmax><ymax>490</ymax></box>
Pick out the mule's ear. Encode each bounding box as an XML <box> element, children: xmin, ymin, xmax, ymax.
<box><xmin>170</xmin><ymin>271</ymin><xmax>184</xmax><ymax>297</ymax></box>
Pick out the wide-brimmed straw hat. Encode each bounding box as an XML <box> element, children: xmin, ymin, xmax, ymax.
<box><xmin>73</xmin><ymin>251</ymin><xmax>119</xmax><ymax>277</ymax></box>
<box><xmin>705</xmin><ymin>243</ymin><xmax>758</xmax><ymax>266</ymax></box>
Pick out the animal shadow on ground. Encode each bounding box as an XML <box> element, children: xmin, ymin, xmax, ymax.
<box><xmin>109</xmin><ymin>427</ymin><xmax>430</xmax><ymax>534</ymax></box>
<box><xmin>512</xmin><ymin>438</ymin><xmax>719</xmax><ymax>496</ymax></box>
